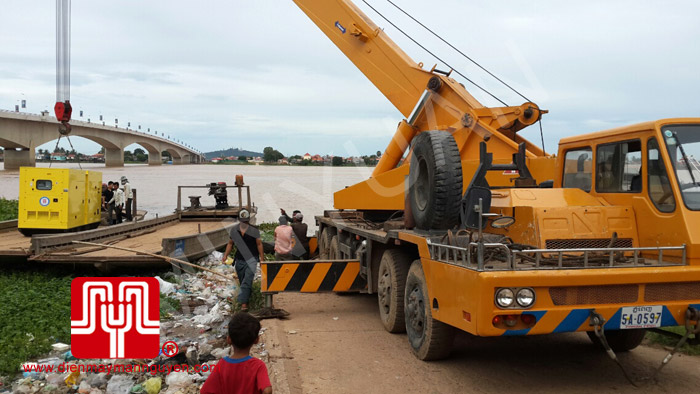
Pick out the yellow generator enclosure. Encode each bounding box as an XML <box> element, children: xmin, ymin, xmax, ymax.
<box><xmin>18</xmin><ymin>167</ymin><xmax>102</xmax><ymax>236</ymax></box>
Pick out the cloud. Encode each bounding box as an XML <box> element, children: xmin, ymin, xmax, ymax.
<box><xmin>1</xmin><ymin>0</ymin><xmax>699</xmax><ymax>156</ymax></box>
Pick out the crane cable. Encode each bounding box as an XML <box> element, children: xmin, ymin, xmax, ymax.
<box><xmin>50</xmin><ymin>0</ymin><xmax>81</xmax><ymax>169</ymax></box>
<box><xmin>384</xmin><ymin>0</ymin><xmax>533</xmax><ymax>104</ymax></box>
<box><xmin>360</xmin><ymin>0</ymin><xmax>508</xmax><ymax>106</ymax></box>
<box><xmin>362</xmin><ymin>0</ymin><xmax>548</xmax><ymax>154</ymax></box>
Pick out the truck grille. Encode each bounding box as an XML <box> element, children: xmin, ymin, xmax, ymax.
<box><xmin>645</xmin><ymin>282</ymin><xmax>700</xmax><ymax>302</ymax></box>
<box><xmin>550</xmin><ymin>285</ymin><xmax>638</xmax><ymax>305</ymax></box>
<box><xmin>546</xmin><ymin>238</ymin><xmax>633</xmax><ymax>249</ymax></box>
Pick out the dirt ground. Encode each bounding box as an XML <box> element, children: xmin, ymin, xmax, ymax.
<box><xmin>261</xmin><ymin>292</ymin><xmax>700</xmax><ymax>394</ymax></box>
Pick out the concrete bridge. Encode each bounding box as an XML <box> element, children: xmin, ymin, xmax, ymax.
<box><xmin>0</xmin><ymin>110</ymin><xmax>203</xmax><ymax>170</ymax></box>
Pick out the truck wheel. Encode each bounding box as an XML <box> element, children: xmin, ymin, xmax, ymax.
<box><xmin>329</xmin><ymin>235</ymin><xmax>340</xmax><ymax>260</ymax></box>
<box><xmin>319</xmin><ymin>228</ymin><xmax>333</xmax><ymax>259</ymax></box>
<box><xmin>404</xmin><ymin>260</ymin><xmax>455</xmax><ymax>360</ymax></box>
<box><xmin>377</xmin><ymin>249</ymin><xmax>410</xmax><ymax>333</ymax></box>
<box><xmin>586</xmin><ymin>329</ymin><xmax>646</xmax><ymax>352</ymax></box>
<box><xmin>409</xmin><ymin>130</ymin><xmax>463</xmax><ymax>230</ymax></box>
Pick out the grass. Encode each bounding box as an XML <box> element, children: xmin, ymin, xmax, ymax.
<box><xmin>0</xmin><ymin>198</ymin><xmax>19</xmax><ymax>221</ymax></box>
<box><xmin>646</xmin><ymin>326</ymin><xmax>700</xmax><ymax>355</ymax></box>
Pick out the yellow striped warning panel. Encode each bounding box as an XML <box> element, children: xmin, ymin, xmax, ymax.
<box><xmin>262</xmin><ymin>260</ymin><xmax>365</xmax><ymax>293</ymax></box>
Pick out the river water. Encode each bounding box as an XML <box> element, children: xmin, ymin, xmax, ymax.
<box><xmin>0</xmin><ymin>163</ymin><xmax>370</xmax><ymax>231</ymax></box>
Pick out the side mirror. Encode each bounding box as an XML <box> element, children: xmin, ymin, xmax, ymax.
<box><xmin>490</xmin><ymin>216</ymin><xmax>515</xmax><ymax>229</ymax></box>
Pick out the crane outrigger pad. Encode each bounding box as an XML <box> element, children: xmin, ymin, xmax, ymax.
<box><xmin>261</xmin><ymin>259</ymin><xmax>365</xmax><ymax>293</ymax></box>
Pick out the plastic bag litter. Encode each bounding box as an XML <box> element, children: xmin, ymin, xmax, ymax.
<box><xmin>86</xmin><ymin>373</ymin><xmax>108</xmax><ymax>388</ymax></box>
<box><xmin>199</xmin><ymin>251</ymin><xmax>223</xmax><ymax>267</ymax></box>
<box><xmin>65</xmin><ymin>369</ymin><xmax>81</xmax><ymax>386</ymax></box>
<box><xmin>46</xmin><ymin>373</ymin><xmax>65</xmax><ymax>385</ymax></box>
<box><xmin>130</xmin><ymin>384</ymin><xmax>144</xmax><ymax>394</ymax></box>
<box><xmin>192</xmin><ymin>302</ymin><xmax>225</xmax><ymax>325</ymax></box>
<box><xmin>78</xmin><ymin>381</ymin><xmax>92</xmax><ymax>394</ymax></box>
<box><xmin>210</xmin><ymin>347</ymin><xmax>230</xmax><ymax>359</ymax></box>
<box><xmin>144</xmin><ymin>377</ymin><xmax>161</xmax><ymax>394</ymax></box>
<box><xmin>106</xmin><ymin>375</ymin><xmax>135</xmax><ymax>394</ymax></box>
<box><xmin>193</xmin><ymin>305</ymin><xmax>208</xmax><ymax>316</ymax></box>
<box><xmin>210</xmin><ymin>251</ymin><xmax>223</xmax><ymax>261</ymax></box>
<box><xmin>156</xmin><ymin>276</ymin><xmax>176</xmax><ymax>295</ymax></box>
<box><xmin>165</xmin><ymin>372</ymin><xmax>191</xmax><ymax>389</ymax></box>
<box><xmin>199</xmin><ymin>343</ymin><xmax>213</xmax><ymax>356</ymax></box>
<box><xmin>14</xmin><ymin>383</ymin><xmax>36</xmax><ymax>394</ymax></box>
<box><xmin>51</xmin><ymin>343</ymin><xmax>70</xmax><ymax>352</ymax></box>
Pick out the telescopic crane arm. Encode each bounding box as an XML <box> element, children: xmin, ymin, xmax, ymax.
<box><xmin>55</xmin><ymin>0</ymin><xmax>72</xmax><ymax>134</ymax></box>
<box><xmin>293</xmin><ymin>0</ymin><xmax>549</xmax><ymax>179</ymax></box>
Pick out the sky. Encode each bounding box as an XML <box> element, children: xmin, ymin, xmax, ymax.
<box><xmin>1</xmin><ymin>1</ymin><xmax>699</xmax><ymax>157</ymax></box>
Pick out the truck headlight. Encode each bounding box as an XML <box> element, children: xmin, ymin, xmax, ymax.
<box><xmin>516</xmin><ymin>288</ymin><xmax>536</xmax><ymax>308</ymax></box>
<box><xmin>495</xmin><ymin>288</ymin><xmax>514</xmax><ymax>308</ymax></box>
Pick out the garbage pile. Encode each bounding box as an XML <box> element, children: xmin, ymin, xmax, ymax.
<box><xmin>4</xmin><ymin>251</ymin><xmax>269</xmax><ymax>394</ymax></box>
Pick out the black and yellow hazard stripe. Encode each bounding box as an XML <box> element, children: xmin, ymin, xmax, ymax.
<box><xmin>262</xmin><ymin>260</ymin><xmax>365</xmax><ymax>293</ymax></box>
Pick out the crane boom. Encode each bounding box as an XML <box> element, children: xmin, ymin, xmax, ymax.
<box><xmin>293</xmin><ymin>0</ymin><xmax>433</xmax><ymax>117</ymax></box>
<box><xmin>292</xmin><ymin>0</ymin><xmax>554</xmax><ymax>210</ymax></box>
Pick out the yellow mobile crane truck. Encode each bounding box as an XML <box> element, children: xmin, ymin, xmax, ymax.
<box><xmin>262</xmin><ymin>0</ymin><xmax>700</xmax><ymax>361</ymax></box>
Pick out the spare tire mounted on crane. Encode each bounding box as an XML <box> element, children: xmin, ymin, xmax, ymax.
<box><xmin>409</xmin><ymin>130</ymin><xmax>463</xmax><ymax>230</ymax></box>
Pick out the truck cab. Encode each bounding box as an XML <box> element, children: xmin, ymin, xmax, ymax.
<box><xmin>556</xmin><ymin>119</ymin><xmax>700</xmax><ymax>265</ymax></box>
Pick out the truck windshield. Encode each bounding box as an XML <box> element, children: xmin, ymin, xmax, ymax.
<box><xmin>662</xmin><ymin>124</ymin><xmax>700</xmax><ymax>210</ymax></box>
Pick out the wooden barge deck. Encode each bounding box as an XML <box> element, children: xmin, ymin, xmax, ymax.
<box><xmin>0</xmin><ymin>214</ymin><xmax>234</xmax><ymax>268</ymax></box>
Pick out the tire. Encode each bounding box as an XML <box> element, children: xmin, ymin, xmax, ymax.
<box><xmin>377</xmin><ymin>249</ymin><xmax>410</xmax><ymax>333</ymax></box>
<box><xmin>319</xmin><ymin>228</ymin><xmax>333</xmax><ymax>259</ymax></box>
<box><xmin>329</xmin><ymin>235</ymin><xmax>340</xmax><ymax>260</ymax></box>
<box><xmin>409</xmin><ymin>130</ymin><xmax>463</xmax><ymax>230</ymax></box>
<box><xmin>404</xmin><ymin>259</ymin><xmax>455</xmax><ymax>360</ymax></box>
<box><xmin>586</xmin><ymin>329</ymin><xmax>646</xmax><ymax>352</ymax></box>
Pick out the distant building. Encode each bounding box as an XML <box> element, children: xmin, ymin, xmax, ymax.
<box><xmin>312</xmin><ymin>154</ymin><xmax>323</xmax><ymax>163</ymax></box>
<box><xmin>303</xmin><ymin>153</ymin><xmax>312</xmax><ymax>161</ymax></box>
<box><xmin>51</xmin><ymin>153</ymin><xmax>66</xmax><ymax>161</ymax></box>
<box><xmin>90</xmin><ymin>154</ymin><xmax>104</xmax><ymax>163</ymax></box>
<box><xmin>211</xmin><ymin>157</ymin><xmax>222</xmax><ymax>163</ymax></box>
<box><xmin>277</xmin><ymin>158</ymin><xmax>289</xmax><ymax>164</ymax></box>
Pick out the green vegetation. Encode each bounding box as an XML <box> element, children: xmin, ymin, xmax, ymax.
<box><xmin>0</xmin><ymin>268</ymin><xmax>73</xmax><ymax>383</ymax></box>
<box><xmin>263</xmin><ymin>146</ymin><xmax>284</xmax><ymax>163</ymax></box>
<box><xmin>160</xmin><ymin>293</ymin><xmax>182</xmax><ymax>319</ymax></box>
<box><xmin>0</xmin><ymin>198</ymin><xmax>19</xmax><ymax>221</ymax></box>
<box><xmin>258</xmin><ymin>222</ymin><xmax>277</xmax><ymax>244</ymax></box>
<box><xmin>646</xmin><ymin>327</ymin><xmax>700</xmax><ymax>356</ymax></box>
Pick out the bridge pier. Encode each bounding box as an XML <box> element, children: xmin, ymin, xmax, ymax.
<box><xmin>148</xmin><ymin>152</ymin><xmax>161</xmax><ymax>166</ymax></box>
<box><xmin>4</xmin><ymin>148</ymin><xmax>35</xmax><ymax>170</ymax></box>
<box><xmin>105</xmin><ymin>148</ymin><xmax>124</xmax><ymax>167</ymax></box>
<box><xmin>171</xmin><ymin>156</ymin><xmax>183</xmax><ymax>165</ymax></box>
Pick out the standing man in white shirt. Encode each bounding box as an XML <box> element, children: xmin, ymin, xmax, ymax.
<box><xmin>113</xmin><ymin>181</ymin><xmax>125</xmax><ymax>224</ymax></box>
<box><xmin>121</xmin><ymin>176</ymin><xmax>133</xmax><ymax>221</ymax></box>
